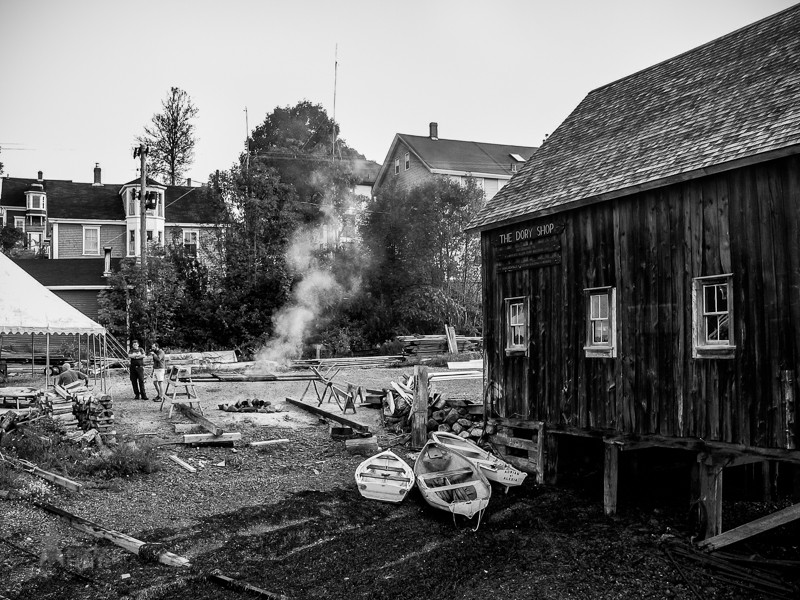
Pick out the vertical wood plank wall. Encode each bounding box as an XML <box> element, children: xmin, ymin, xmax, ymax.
<box><xmin>482</xmin><ymin>155</ymin><xmax>800</xmax><ymax>449</ymax></box>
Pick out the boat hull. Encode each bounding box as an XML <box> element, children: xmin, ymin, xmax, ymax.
<box><xmin>430</xmin><ymin>432</ymin><xmax>527</xmax><ymax>487</ymax></box>
<box><xmin>355</xmin><ymin>450</ymin><xmax>414</xmax><ymax>503</ymax></box>
<box><xmin>414</xmin><ymin>441</ymin><xmax>491</xmax><ymax>519</ymax></box>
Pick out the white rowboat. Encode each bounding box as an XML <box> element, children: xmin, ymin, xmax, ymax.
<box><xmin>413</xmin><ymin>441</ymin><xmax>491</xmax><ymax>519</ymax></box>
<box><xmin>430</xmin><ymin>431</ymin><xmax>527</xmax><ymax>488</ymax></box>
<box><xmin>355</xmin><ymin>450</ymin><xmax>414</xmax><ymax>503</ymax></box>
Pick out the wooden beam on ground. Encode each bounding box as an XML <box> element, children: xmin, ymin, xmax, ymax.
<box><xmin>284</xmin><ymin>397</ymin><xmax>369</xmax><ymax>432</ymax></box>
<box><xmin>249</xmin><ymin>439</ymin><xmax>290</xmax><ymax>447</ymax></box>
<box><xmin>207</xmin><ymin>572</ymin><xmax>289</xmax><ymax>599</ymax></box>
<box><xmin>168</xmin><ymin>455</ymin><xmax>197</xmax><ymax>473</ymax></box>
<box><xmin>34</xmin><ymin>501</ymin><xmax>191</xmax><ymax>568</ymax></box>
<box><xmin>174</xmin><ymin>403</ymin><xmax>223</xmax><ymax>436</ymax></box>
<box><xmin>698</xmin><ymin>501</ymin><xmax>800</xmax><ymax>551</ymax></box>
<box><xmin>412</xmin><ymin>365</ymin><xmax>429</xmax><ymax>448</ymax></box>
<box><xmin>1</xmin><ymin>456</ymin><xmax>82</xmax><ymax>493</ymax></box>
<box><xmin>182</xmin><ymin>432</ymin><xmax>241</xmax><ymax>444</ymax></box>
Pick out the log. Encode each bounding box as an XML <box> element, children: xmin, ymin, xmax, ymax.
<box><xmin>249</xmin><ymin>439</ymin><xmax>290</xmax><ymax>447</ymax></box>
<box><xmin>34</xmin><ymin>502</ymin><xmax>191</xmax><ymax>568</ymax></box>
<box><xmin>412</xmin><ymin>365</ymin><xmax>429</xmax><ymax>448</ymax></box>
<box><xmin>182</xmin><ymin>432</ymin><xmax>241</xmax><ymax>444</ymax></box>
<box><xmin>207</xmin><ymin>572</ymin><xmax>289</xmax><ymax>599</ymax></box>
<box><xmin>174</xmin><ymin>404</ymin><xmax>223</xmax><ymax>436</ymax></box>
<box><xmin>284</xmin><ymin>397</ymin><xmax>370</xmax><ymax>433</ymax></box>
<box><xmin>168</xmin><ymin>455</ymin><xmax>197</xmax><ymax>473</ymax></box>
<box><xmin>2</xmin><ymin>456</ymin><xmax>83</xmax><ymax>492</ymax></box>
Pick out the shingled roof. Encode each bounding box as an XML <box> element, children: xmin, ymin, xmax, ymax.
<box><xmin>12</xmin><ymin>257</ymin><xmax>122</xmax><ymax>287</ymax></box>
<box><xmin>400</xmin><ymin>135</ymin><xmax>536</xmax><ymax>176</ymax></box>
<box><xmin>0</xmin><ymin>176</ymin><xmax>219</xmax><ymax>223</ymax></box>
<box><xmin>469</xmin><ymin>4</ymin><xmax>800</xmax><ymax>232</ymax></box>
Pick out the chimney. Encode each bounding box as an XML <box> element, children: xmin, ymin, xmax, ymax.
<box><xmin>93</xmin><ymin>163</ymin><xmax>103</xmax><ymax>186</ymax></box>
<box><xmin>186</xmin><ymin>178</ymin><xmax>192</xmax><ymax>186</ymax></box>
<box><xmin>37</xmin><ymin>171</ymin><xmax>43</xmax><ymax>181</ymax></box>
<box><xmin>429</xmin><ymin>122</ymin><xmax>438</xmax><ymax>140</ymax></box>
<box><xmin>103</xmin><ymin>246</ymin><xmax>112</xmax><ymax>276</ymax></box>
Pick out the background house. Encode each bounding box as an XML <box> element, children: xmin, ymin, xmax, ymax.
<box><xmin>468</xmin><ymin>4</ymin><xmax>800</xmax><ymax>538</ymax></box>
<box><xmin>0</xmin><ymin>164</ymin><xmax>220</xmax><ymax>320</ymax></box>
<box><xmin>372</xmin><ymin>122</ymin><xmax>537</xmax><ymax>201</ymax></box>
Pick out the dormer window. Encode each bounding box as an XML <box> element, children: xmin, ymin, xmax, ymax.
<box><xmin>27</xmin><ymin>194</ymin><xmax>46</xmax><ymax>210</ymax></box>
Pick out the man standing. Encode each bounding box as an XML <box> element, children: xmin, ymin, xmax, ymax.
<box><xmin>150</xmin><ymin>342</ymin><xmax>166</xmax><ymax>402</ymax></box>
<box><xmin>128</xmin><ymin>340</ymin><xmax>148</xmax><ymax>400</ymax></box>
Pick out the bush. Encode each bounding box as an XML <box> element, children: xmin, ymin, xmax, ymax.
<box><xmin>78</xmin><ymin>441</ymin><xmax>159</xmax><ymax>478</ymax></box>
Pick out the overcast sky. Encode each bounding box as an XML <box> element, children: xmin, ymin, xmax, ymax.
<box><xmin>0</xmin><ymin>0</ymin><xmax>796</xmax><ymax>185</ymax></box>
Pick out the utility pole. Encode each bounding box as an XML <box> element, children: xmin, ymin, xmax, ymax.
<box><xmin>134</xmin><ymin>144</ymin><xmax>149</xmax><ymax>272</ymax></box>
<box><xmin>332</xmin><ymin>43</ymin><xmax>338</xmax><ymax>161</ymax></box>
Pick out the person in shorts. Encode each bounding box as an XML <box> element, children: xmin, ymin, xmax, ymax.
<box><xmin>150</xmin><ymin>342</ymin><xmax>166</xmax><ymax>402</ymax></box>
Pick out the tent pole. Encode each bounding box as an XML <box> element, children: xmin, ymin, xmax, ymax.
<box><xmin>45</xmin><ymin>334</ymin><xmax>50</xmax><ymax>388</ymax></box>
<box><xmin>31</xmin><ymin>333</ymin><xmax>34</xmax><ymax>377</ymax></box>
<box><xmin>102</xmin><ymin>334</ymin><xmax>108</xmax><ymax>394</ymax></box>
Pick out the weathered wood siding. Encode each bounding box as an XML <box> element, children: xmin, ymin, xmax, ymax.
<box><xmin>482</xmin><ymin>155</ymin><xmax>800</xmax><ymax>449</ymax></box>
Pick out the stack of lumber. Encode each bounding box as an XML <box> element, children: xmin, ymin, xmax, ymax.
<box><xmin>74</xmin><ymin>394</ymin><xmax>115</xmax><ymax>436</ymax></box>
<box><xmin>396</xmin><ymin>335</ymin><xmax>482</xmax><ymax>357</ymax></box>
<box><xmin>380</xmin><ymin>372</ymin><xmax>488</xmax><ymax>439</ymax></box>
<box><xmin>39</xmin><ymin>391</ymin><xmax>80</xmax><ymax>433</ymax></box>
<box><xmin>291</xmin><ymin>355</ymin><xmax>406</xmax><ymax>369</ymax></box>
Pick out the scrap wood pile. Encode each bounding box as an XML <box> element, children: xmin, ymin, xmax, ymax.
<box><xmin>397</xmin><ymin>334</ymin><xmax>482</xmax><ymax>357</ymax></box>
<box><xmin>380</xmin><ymin>371</ymin><xmax>490</xmax><ymax>440</ymax></box>
<box><xmin>42</xmin><ymin>383</ymin><xmax>115</xmax><ymax>441</ymax></box>
<box><xmin>218</xmin><ymin>398</ymin><xmax>282</xmax><ymax>413</ymax></box>
<box><xmin>73</xmin><ymin>394</ymin><xmax>114</xmax><ymax>437</ymax></box>
<box><xmin>291</xmin><ymin>355</ymin><xmax>406</xmax><ymax>369</ymax></box>
<box><xmin>40</xmin><ymin>389</ymin><xmax>80</xmax><ymax>434</ymax></box>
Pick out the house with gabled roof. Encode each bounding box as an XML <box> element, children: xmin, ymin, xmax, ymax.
<box><xmin>0</xmin><ymin>164</ymin><xmax>220</xmax><ymax>320</ymax></box>
<box><xmin>467</xmin><ymin>5</ymin><xmax>800</xmax><ymax>540</ymax></box>
<box><xmin>372</xmin><ymin>122</ymin><xmax>537</xmax><ymax>201</ymax></box>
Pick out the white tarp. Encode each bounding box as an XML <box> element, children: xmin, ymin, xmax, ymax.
<box><xmin>0</xmin><ymin>252</ymin><xmax>106</xmax><ymax>335</ymax></box>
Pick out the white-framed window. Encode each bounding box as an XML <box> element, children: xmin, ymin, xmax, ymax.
<box><xmin>27</xmin><ymin>194</ymin><xmax>46</xmax><ymax>210</ymax></box>
<box><xmin>14</xmin><ymin>216</ymin><xmax>25</xmax><ymax>231</ymax></box>
<box><xmin>504</xmin><ymin>296</ymin><xmax>529</xmax><ymax>355</ymax></box>
<box><xmin>128</xmin><ymin>229</ymin><xmax>136</xmax><ymax>256</ymax></box>
<box><xmin>404</xmin><ymin>152</ymin><xmax>410</xmax><ymax>170</ymax></box>
<box><xmin>584</xmin><ymin>287</ymin><xmax>617</xmax><ymax>358</ymax></box>
<box><xmin>128</xmin><ymin>191</ymin><xmax>137</xmax><ymax>216</ymax></box>
<box><xmin>82</xmin><ymin>226</ymin><xmax>100</xmax><ymax>255</ymax></box>
<box><xmin>394</xmin><ymin>158</ymin><xmax>400</xmax><ymax>175</ymax></box>
<box><xmin>183</xmin><ymin>229</ymin><xmax>199</xmax><ymax>256</ymax></box>
<box><xmin>692</xmin><ymin>274</ymin><xmax>735</xmax><ymax>358</ymax></box>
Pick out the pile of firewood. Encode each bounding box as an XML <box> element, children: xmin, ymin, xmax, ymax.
<box><xmin>396</xmin><ymin>334</ymin><xmax>482</xmax><ymax>357</ymax></box>
<box><xmin>381</xmin><ymin>372</ymin><xmax>491</xmax><ymax>439</ymax></box>
<box><xmin>74</xmin><ymin>394</ymin><xmax>114</xmax><ymax>436</ymax></box>
<box><xmin>39</xmin><ymin>391</ymin><xmax>80</xmax><ymax>434</ymax></box>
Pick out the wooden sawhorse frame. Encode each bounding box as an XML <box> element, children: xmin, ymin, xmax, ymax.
<box><xmin>161</xmin><ymin>365</ymin><xmax>202</xmax><ymax>417</ymax></box>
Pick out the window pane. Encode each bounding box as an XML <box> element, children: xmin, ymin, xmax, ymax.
<box><xmin>704</xmin><ymin>285</ymin><xmax>716</xmax><ymax>313</ymax></box>
<box><xmin>716</xmin><ymin>285</ymin><xmax>728</xmax><ymax>312</ymax></box>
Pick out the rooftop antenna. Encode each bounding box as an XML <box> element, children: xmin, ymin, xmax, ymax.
<box><xmin>244</xmin><ymin>106</ymin><xmax>250</xmax><ymax>173</ymax></box>
<box><xmin>332</xmin><ymin>43</ymin><xmax>338</xmax><ymax>161</ymax></box>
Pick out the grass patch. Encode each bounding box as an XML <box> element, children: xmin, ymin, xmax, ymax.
<box><xmin>78</xmin><ymin>441</ymin><xmax>160</xmax><ymax>478</ymax></box>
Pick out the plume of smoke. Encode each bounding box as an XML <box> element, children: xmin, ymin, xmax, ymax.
<box><xmin>256</xmin><ymin>221</ymin><xmax>361</xmax><ymax>368</ymax></box>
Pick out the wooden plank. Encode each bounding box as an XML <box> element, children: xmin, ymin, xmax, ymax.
<box><xmin>603</xmin><ymin>442</ymin><xmax>619</xmax><ymax>516</ymax></box>
<box><xmin>284</xmin><ymin>397</ymin><xmax>369</xmax><ymax>432</ymax></box>
<box><xmin>207</xmin><ymin>572</ymin><xmax>288</xmax><ymax>599</ymax></box>
<box><xmin>168</xmin><ymin>455</ymin><xmax>197</xmax><ymax>473</ymax></box>
<box><xmin>174</xmin><ymin>404</ymin><xmax>222</xmax><ymax>436</ymax></box>
<box><xmin>35</xmin><ymin>501</ymin><xmax>191</xmax><ymax>568</ymax></box>
<box><xmin>490</xmin><ymin>434</ymin><xmax>538</xmax><ymax>452</ymax></box>
<box><xmin>249</xmin><ymin>439</ymin><xmax>290</xmax><ymax>447</ymax></box>
<box><xmin>182</xmin><ymin>432</ymin><xmax>241</xmax><ymax>444</ymax></box>
<box><xmin>445</xmin><ymin>325</ymin><xmax>458</xmax><ymax>354</ymax></box>
<box><xmin>412</xmin><ymin>365</ymin><xmax>429</xmax><ymax>448</ymax></box>
<box><xmin>699</xmin><ymin>501</ymin><xmax>800</xmax><ymax>551</ymax></box>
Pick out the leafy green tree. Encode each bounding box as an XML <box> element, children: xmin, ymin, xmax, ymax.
<box><xmin>138</xmin><ymin>87</ymin><xmax>198</xmax><ymax>185</ymax></box>
<box><xmin>98</xmin><ymin>247</ymin><xmax>185</xmax><ymax>347</ymax></box>
<box><xmin>0</xmin><ymin>224</ymin><xmax>24</xmax><ymax>255</ymax></box>
<box><xmin>357</xmin><ymin>177</ymin><xmax>484</xmax><ymax>340</ymax></box>
<box><xmin>247</xmin><ymin>101</ymin><xmax>363</xmax><ymax>224</ymax></box>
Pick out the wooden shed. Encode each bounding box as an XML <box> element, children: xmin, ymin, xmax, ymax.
<box><xmin>467</xmin><ymin>5</ymin><xmax>800</xmax><ymax>541</ymax></box>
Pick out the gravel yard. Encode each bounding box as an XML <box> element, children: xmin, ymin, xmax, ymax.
<box><xmin>1</xmin><ymin>365</ymin><xmax>798</xmax><ymax>600</ymax></box>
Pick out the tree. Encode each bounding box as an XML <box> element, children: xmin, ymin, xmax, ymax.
<box><xmin>247</xmin><ymin>101</ymin><xmax>364</xmax><ymax>225</ymax></box>
<box><xmin>356</xmin><ymin>177</ymin><xmax>485</xmax><ymax>340</ymax></box>
<box><xmin>138</xmin><ymin>87</ymin><xmax>198</xmax><ymax>185</ymax></box>
<box><xmin>0</xmin><ymin>224</ymin><xmax>24</xmax><ymax>255</ymax></box>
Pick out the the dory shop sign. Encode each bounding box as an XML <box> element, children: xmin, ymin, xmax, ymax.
<box><xmin>495</xmin><ymin>221</ymin><xmax>564</xmax><ymax>271</ymax></box>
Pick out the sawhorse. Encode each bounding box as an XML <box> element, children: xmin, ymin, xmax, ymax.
<box><xmin>161</xmin><ymin>365</ymin><xmax>202</xmax><ymax>418</ymax></box>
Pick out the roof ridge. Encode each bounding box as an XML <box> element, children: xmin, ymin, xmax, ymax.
<box><xmin>590</xmin><ymin>3</ymin><xmax>798</xmax><ymax>95</ymax></box>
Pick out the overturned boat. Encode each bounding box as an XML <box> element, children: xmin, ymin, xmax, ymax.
<box><xmin>430</xmin><ymin>431</ymin><xmax>527</xmax><ymax>489</ymax></box>
<box><xmin>413</xmin><ymin>440</ymin><xmax>491</xmax><ymax>519</ymax></box>
<box><xmin>355</xmin><ymin>450</ymin><xmax>414</xmax><ymax>503</ymax></box>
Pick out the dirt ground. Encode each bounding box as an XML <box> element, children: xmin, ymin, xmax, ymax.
<box><xmin>1</xmin><ymin>365</ymin><xmax>798</xmax><ymax>600</ymax></box>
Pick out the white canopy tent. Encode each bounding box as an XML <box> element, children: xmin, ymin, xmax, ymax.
<box><xmin>0</xmin><ymin>252</ymin><xmax>108</xmax><ymax>390</ymax></box>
